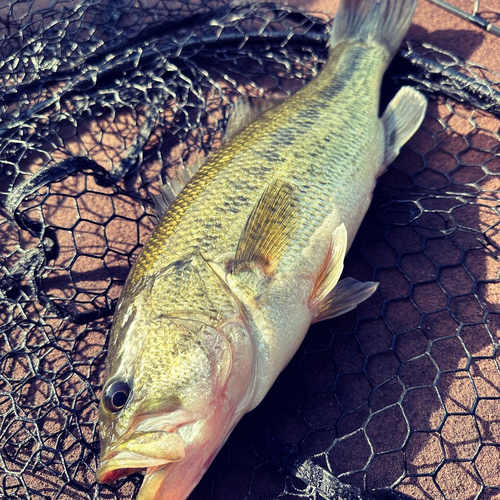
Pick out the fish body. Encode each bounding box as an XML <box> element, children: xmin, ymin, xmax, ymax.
<box><xmin>97</xmin><ymin>0</ymin><xmax>427</xmax><ymax>498</ymax></box>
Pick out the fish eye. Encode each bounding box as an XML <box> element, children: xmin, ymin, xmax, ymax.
<box><xmin>104</xmin><ymin>381</ymin><xmax>131</xmax><ymax>413</ymax></box>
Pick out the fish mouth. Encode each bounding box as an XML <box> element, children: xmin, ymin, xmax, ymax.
<box><xmin>96</xmin><ymin>430</ymin><xmax>185</xmax><ymax>485</ymax></box>
<box><xmin>97</xmin><ymin>440</ymin><xmax>198</xmax><ymax>500</ymax></box>
<box><xmin>98</xmin><ymin>460</ymin><xmax>179</xmax><ymax>500</ymax></box>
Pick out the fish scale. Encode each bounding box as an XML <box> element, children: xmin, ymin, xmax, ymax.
<box><xmin>132</xmin><ymin>43</ymin><xmax>386</xmax><ymax>289</ymax></box>
<box><xmin>97</xmin><ymin>1</ymin><xmax>428</xmax><ymax>498</ymax></box>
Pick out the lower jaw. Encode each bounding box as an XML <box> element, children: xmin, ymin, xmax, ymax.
<box><xmin>136</xmin><ymin>464</ymin><xmax>180</xmax><ymax>500</ymax></box>
<box><xmin>100</xmin><ymin>465</ymin><xmax>173</xmax><ymax>500</ymax></box>
<box><xmin>98</xmin><ymin>466</ymin><xmax>144</xmax><ymax>483</ymax></box>
<box><xmin>136</xmin><ymin>454</ymin><xmax>215</xmax><ymax>500</ymax></box>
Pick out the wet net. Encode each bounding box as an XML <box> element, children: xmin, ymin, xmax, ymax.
<box><xmin>1</xmin><ymin>1</ymin><xmax>500</xmax><ymax>499</ymax></box>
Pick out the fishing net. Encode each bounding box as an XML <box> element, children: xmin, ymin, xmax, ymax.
<box><xmin>1</xmin><ymin>0</ymin><xmax>500</xmax><ymax>499</ymax></box>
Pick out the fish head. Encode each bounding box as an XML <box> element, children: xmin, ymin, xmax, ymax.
<box><xmin>97</xmin><ymin>313</ymin><xmax>255</xmax><ymax>499</ymax></box>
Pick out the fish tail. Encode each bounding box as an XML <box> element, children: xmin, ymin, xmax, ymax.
<box><xmin>330</xmin><ymin>0</ymin><xmax>417</xmax><ymax>59</ymax></box>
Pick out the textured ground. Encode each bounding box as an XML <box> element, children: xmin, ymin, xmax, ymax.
<box><xmin>1</xmin><ymin>1</ymin><xmax>500</xmax><ymax>499</ymax></box>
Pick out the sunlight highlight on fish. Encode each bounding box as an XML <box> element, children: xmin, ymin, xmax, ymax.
<box><xmin>97</xmin><ymin>0</ymin><xmax>427</xmax><ymax>498</ymax></box>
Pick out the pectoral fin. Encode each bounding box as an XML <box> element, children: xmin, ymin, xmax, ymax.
<box><xmin>232</xmin><ymin>180</ymin><xmax>299</xmax><ymax>276</ymax></box>
<box><xmin>309</xmin><ymin>223</ymin><xmax>378</xmax><ymax>323</ymax></box>
<box><xmin>310</xmin><ymin>224</ymin><xmax>348</xmax><ymax>303</ymax></box>
<box><xmin>381</xmin><ymin>86</ymin><xmax>427</xmax><ymax>171</ymax></box>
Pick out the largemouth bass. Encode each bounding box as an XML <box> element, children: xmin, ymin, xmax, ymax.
<box><xmin>96</xmin><ymin>0</ymin><xmax>427</xmax><ymax>498</ymax></box>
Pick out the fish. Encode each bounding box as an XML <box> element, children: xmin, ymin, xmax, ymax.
<box><xmin>96</xmin><ymin>0</ymin><xmax>427</xmax><ymax>498</ymax></box>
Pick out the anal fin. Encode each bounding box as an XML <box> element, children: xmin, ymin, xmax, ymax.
<box><xmin>382</xmin><ymin>86</ymin><xmax>427</xmax><ymax>171</ymax></box>
<box><xmin>232</xmin><ymin>180</ymin><xmax>299</xmax><ymax>276</ymax></box>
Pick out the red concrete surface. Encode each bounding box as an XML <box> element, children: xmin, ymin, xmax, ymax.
<box><xmin>2</xmin><ymin>1</ymin><xmax>500</xmax><ymax>500</ymax></box>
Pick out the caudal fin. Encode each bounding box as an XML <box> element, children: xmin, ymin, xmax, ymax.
<box><xmin>331</xmin><ymin>0</ymin><xmax>417</xmax><ymax>57</ymax></box>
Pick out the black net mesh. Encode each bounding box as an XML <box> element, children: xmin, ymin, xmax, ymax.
<box><xmin>1</xmin><ymin>1</ymin><xmax>500</xmax><ymax>499</ymax></box>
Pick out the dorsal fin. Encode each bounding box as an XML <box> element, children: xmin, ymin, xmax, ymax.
<box><xmin>152</xmin><ymin>96</ymin><xmax>283</xmax><ymax>217</ymax></box>
<box><xmin>224</xmin><ymin>97</ymin><xmax>283</xmax><ymax>143</ymax></box>
<box><xmin>232</xmin><ymin>180</ymin><xmax>299</xmax><ymax>276</ymax></box>
<box><xmin>152</xmin><ymin>159</ymin><xmax>204</xmax><ymax>217</ymax></box>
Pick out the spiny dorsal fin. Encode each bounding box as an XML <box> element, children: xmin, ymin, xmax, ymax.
<box><xmin>152</xmin><ymin>159</ymin><xmax>204</xmax><ymax>217</ymax></box>
<box><xmin>382</xmin><ymin>86</ymin><xmax>427</xmax><ymax>170</ymax></box>
<box><xmin>224</xmin><ymin>97</ymin><xmax>283</xmax><ymax>143</ymax></box>
<box><xmin>232</xmin><ymin>180</ymin><xmax>299</xmax><ymax>276</ymax></box>
<box><xmin>312</xmin><ymin>277</ymin><xmax>378</xmax><ymax>324</ymax></box>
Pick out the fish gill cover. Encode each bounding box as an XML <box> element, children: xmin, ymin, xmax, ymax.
<box><xmin>1</xmin><ymin>0</ymin><xmax>500</xmax><ymax>499</ymax></box>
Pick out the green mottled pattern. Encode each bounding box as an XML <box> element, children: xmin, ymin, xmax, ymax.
<box><xmin>101</xmin><ymin>40</ymin><xmax>390</xmax><ymax>440</ymax></box>
<box><xmin>130</xmin><ymin>42</ymin><xmax>388</xmax><ymax>287</ymax></box>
